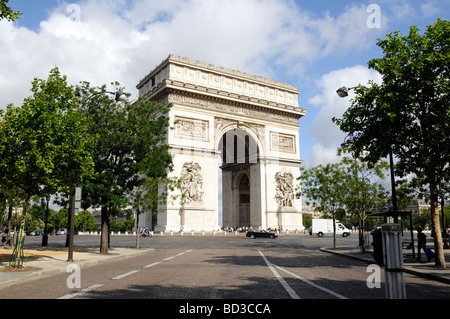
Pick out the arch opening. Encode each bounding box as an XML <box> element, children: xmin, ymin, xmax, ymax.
<box><xmin>217</xmin><ymin>127</ymin><xmax>261</xmax><ymax>229</ymax></box>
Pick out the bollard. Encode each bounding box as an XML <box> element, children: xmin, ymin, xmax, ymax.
<box><xmin>381</xmin><ymin>224</ymin><xmax>406</xmax><ymax>299</ymax></box>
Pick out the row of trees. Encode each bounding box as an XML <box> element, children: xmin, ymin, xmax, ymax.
<box><xmin>0</xmin><ymin>199</ymin><xmax>136</xmax><ymax>235</ymax></box>
<box><xmin>0</xmin><ymin>67</ymin><xmax>175</xmax><ymax>264</ymax></box>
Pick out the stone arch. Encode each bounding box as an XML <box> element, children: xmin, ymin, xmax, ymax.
<box><xmin>214</xmin><ymin>122</ymin><xmax>265</xmax><ymax>161</ymax></box>
<box><xmin>217</xmin><ymin>127</ymin><xmax>263</xmax><ymax>228</ymax></box>
<box><xmin>137</xmin><ymin>54</ymin><xmax>306</xmax><ymax>232</ymax></box>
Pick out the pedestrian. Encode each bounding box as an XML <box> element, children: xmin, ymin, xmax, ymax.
<box><xmin>416</xmin><ymin>227</ymin><xmax>427</xmax><ymax>261</ymax></box>
<box><xmin>1</xmin><ymin>224</ymin><xmax>8</xmax><ymax>247</ymax></box>
<box><xmin>446</xmin><ymin>227</ymin><xmax>450</xmax><ymax>246</ymax></box>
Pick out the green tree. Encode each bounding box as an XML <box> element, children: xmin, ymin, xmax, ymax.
<box><xmin>76</xmin><ymin>83</ymin><xmax>174</xmax><ymax>254</ymax></box>
<box><xmin>74</xmin><ymin>210</ymin><xmax>96</xmax><ymax>232</ymax></box>
<box><xmin>0</xmin><ymin>0</ymin><xmax>21</xmax><ymax>21</ymax></box>
<box><xmin>333</xmin><ymin>19</ymin><xmax>449</xmax><ymax>268</ymax></box>
<box><xmin>0</xmin><ymin>68</ymin><xmax>94</xmax><ymax>265</ymax></box>
<box><xmin>55</xmin><ymin>208</ymin><xmax>68</xmax><ymax>230</ymax></box>
<box><xmin>299</xmin><ymin>151</ymin><xmax>388</xmax><ymax>250</ymax></box>
<box><xmin>299</xmin><ymin>162</ymin><xmax>347</xmax><ymax>248</ymax></box>
<box><xmin>339</xmin><ymin>148</ymin><xmax>389</xmax><ymax>251</ymax></box>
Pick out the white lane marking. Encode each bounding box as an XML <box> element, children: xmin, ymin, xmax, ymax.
<box><xmin>143</xmin><ymin>249</ymin><xmax>192</xmax><ymax>268</ymax></box>
<box><xmin>144</xmin><ymin>261</ymin><xmax>161</xmax><ymax>268</ymax></box>
<box><xmin>258</xmin><ymin>250</ymin><xmax>300</xmax><ymax>299</ymax></box>
<box><xmin>58</xmin><ymin>284</ymin><xmax>104</xmax><ymax>299</ymax></box>
<box><xmin>275</xmin><ymin>265</ymin><xmax>348</xmax><ymax>300</ymax></box>
<box><xmin>111</xmin><ymin>270</ymin><xmax>141</xmax><ymax>280</ymax></box>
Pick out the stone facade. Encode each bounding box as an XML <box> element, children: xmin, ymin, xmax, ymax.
<box><xmin>136</xmin><ymin>55</ymin><xmax>307</xmax><ymax>232</ymax></box>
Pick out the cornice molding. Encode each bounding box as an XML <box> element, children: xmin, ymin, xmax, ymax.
<box><xmin>137</xmin><ymin>54</ymin><xmax>307</xmax><ymax>118</ymax></box>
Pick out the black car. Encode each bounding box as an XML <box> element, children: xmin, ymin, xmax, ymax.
<box><xmin>246</xmin><ymin>230</ymin><xmax>278</xmax><ymax>239</ymax></box>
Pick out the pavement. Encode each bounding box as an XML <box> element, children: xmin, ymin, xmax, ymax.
<box><xmin>321</xmin><ymin>246</ymin><xmax>450</xmax><ymax>285</ymax></box>
<box><xmin>0</xmin><ymin>244</ymin><xmax>154</xmax><ymax>288</ymax></box>
<box><xmin>1</xmin><ymin>237</ymin><xmax>450</xmax><ymax>291</ymax></box>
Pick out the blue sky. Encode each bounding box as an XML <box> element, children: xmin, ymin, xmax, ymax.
<box><xmin>1</xmin><ymin>0</ymin><xmax>449</xmax><ymax>168</ymax></box>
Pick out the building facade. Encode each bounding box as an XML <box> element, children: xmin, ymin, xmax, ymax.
<box><xmin>136</xmin><ymin>55</ymin><xmax>307</xmax><ymax>232</ymax></box>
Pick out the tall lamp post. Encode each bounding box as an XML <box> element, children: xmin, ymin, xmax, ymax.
<box><xmin>337</xmin><ymin>86</ymin><xmax>405</xmax><ymax>298</ymax></box>
<box><xmin>67</xmin><ymin>90</ymin><xmax>126</xmax><ymax>262</ymax></box>
<box><xmin>42</xmin><ymin>195</ymin><xmax>51</xmax><ymax>246</ymax></box>
<box><xmin>336</xmin><ymin>86</ymin><xmax>398</xmax><ymax>219</ymax></box>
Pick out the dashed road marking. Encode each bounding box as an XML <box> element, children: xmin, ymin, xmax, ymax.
<box><xmin>111</xmin><ymin>270</ymin><xmax>141</xmax><ymax>280</ymax></box>
<box><xmin>58</xmin><ymin>284</ymin><xmax>104</xmax><ymax>299</ymax></box>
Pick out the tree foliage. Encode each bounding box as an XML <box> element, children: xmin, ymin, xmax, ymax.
<box><xmin>333</xmin><ymin>19</ymin><xmax>449</xmax><ymax>268</ymax></box>
<box><xmin>298</xmin><ymin>149</ymin><xmax>388</xmax><ymax>249</ymax></box>
<box><xmin>0</xmin><ymin>0</ymin><xmax>21</xmax><ymax>21</ymax></box>
<box><xmin>0</xmin><ymin>67</ymin><xmax>94</xmax><ymax>265</ymax></box>
<box><xmin>76</xmin><ymin>82</ymin><xmax>174</xmax><ymax>254</ymax></box>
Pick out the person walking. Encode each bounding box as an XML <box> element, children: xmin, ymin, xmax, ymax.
<box><xmin>416</xmin><ymin>227</ymin><xmax>427</xmax><ymax>261</ymax></box>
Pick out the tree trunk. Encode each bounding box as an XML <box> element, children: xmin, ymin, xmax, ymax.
<box><xmin>100</xmin><ymin>206</ymin><xmax>109</xmax><ymax>255</ymax></box>
<box><xmin>430</xmin><ymin>181</ymin><xmax>446</xmax><ymax>269</ymax></box>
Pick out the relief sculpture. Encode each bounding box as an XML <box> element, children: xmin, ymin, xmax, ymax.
<box><xmin>274</xmin><ymin>168</ymin><xmax>294</xmax><ymax>208</ymax></box>
<box><xmin>180</xmin><ymin>162</ymin><xmax>204</xmax><ymax>205</ymax></box>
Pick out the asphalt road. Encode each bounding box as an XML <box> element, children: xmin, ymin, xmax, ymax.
<box><xmin>3</xmin><ymin>233</ymin><xmax>450</xmax><ymax>303</ymax></box>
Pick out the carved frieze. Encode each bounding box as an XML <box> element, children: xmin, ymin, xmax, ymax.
<box><xmin>270</xmin><ymin>132</ymin><xmax>296</xmax><ymax>153</ymax></box>
<box><xmin>174</xmin><ymin>116</ymin><xmax>209</xmax><ymax>142</ymax></box>
<box><xmin>168</xmin><ymin>92</ymin><xmax>299</xmax><ymax>126</ymax></box>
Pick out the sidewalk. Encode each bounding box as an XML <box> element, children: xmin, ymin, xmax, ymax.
<box><xmin>0</xmin><ymin>245</ymin><xmax>154</xmax><ymax>288</ymax></box>
<box><xmin>321</xmin><ymin>246</ymin><xmax>450</xmax><ymax>285</ymax></box>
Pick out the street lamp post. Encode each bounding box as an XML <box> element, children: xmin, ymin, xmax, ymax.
<box><xmin>336</xmin><ymin>86</ymin><xmax>398</xmax><ymax>218</ymax></box>
<box><xmin>42</xmin><ymin>195</ymin><xmax>50</xmax><ymax>246</ymax></box>
<box><xmin>67</xmin><ymin>89</ymin><xmax>126</xmax><ymax>262</ymax></box>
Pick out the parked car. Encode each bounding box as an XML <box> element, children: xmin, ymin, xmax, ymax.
<box><xmin>56</xmin><ymin>229</ymin><xmax>67</xmax><ymax>235</ymax></box>
<box><xmin>29</xmin><ymin>230</ymin><xmax>43</xmax><ymax>236</ymax></box>
<box><xmin>246</xmin><ymin>229</ymin><xmax>278</xmax><ymax>239</ymax></box>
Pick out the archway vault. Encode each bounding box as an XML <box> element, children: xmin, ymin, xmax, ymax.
<box><xmin>136</xmin><ymin>54</ymin><xmax>306</xmax><ymax>232</ymax></box>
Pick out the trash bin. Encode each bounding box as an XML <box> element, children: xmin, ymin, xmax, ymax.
<box><xmin>371</xmin><ymin>228</ymin><xmax>383</xmax><ymax>265</ymax></box>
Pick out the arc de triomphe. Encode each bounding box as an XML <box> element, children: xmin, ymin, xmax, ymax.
<box><xmin>137</xmin><ymin>55</ymin><xmax>307</xmax><ymax>232</ymax></box>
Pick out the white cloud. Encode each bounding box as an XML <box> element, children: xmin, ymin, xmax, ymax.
<box><xmin>305</xmin><ymin>65</ymin><xmax>382</xmax><ymax>166</ymax></box>
<box><xmin>420</xmin><ymin>0</ymin><xmax>441</xmax><ymax>18</ymax></box>
<box><xmin>0</xmin><ymin>0</ymin><xmax>385</xmax><ymax>109</ymax></box>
